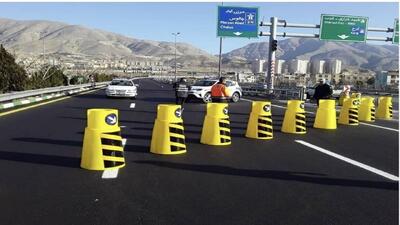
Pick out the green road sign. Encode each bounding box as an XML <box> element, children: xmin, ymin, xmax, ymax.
<box><xmin>393</xmin><ymin>19</ymin><xmax>399</xmax><ymax>44</ymax></box>
<box><xmin>320</xmin><ymin>14</ymin><xmax>368</xmax><ymax>42</ymax></box>
<box><xmin>217</xmin><ymin>6</ymin><xmax>259</xmax><ymax>38</ymax></box>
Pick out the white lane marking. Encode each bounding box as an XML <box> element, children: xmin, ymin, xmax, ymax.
<box><xmin>130</xmin><ymin>103</ymin><xmax>136</xmax><ymax>108</ymax></box>
<box><xmin>359</xmin><ymin>122</ymin><xmax>399</xmax><ymax>132</ymax></box>
<box><xmin>101</xmin><ymin>168</ymin><xmax>119</xmax><ymax>179</ymax></box>
<box><xmin>122</xmin><ymin>138</ymin><xmax>127</xmax><ymax>146</ymax></box>
<box><xmin>295</xmin><ymin>140</ymin><xmax>399</xmax><ymax>181</ymax></box>
<box><xmin>120</xmin><ymin>126</ymin><xmax>126</xmax><ymax>128</ymax></box>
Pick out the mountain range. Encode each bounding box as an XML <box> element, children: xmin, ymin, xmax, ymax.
<box><xmin>0</xmin><ymin>18</ymin><xmax>398</xmax><ymax>72</ymax></box>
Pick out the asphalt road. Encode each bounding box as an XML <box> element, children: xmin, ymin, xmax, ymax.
<box><xmin>0</xmin><ymin>78</ymin><xmax>398</xmax><ymax>225</ymax></box>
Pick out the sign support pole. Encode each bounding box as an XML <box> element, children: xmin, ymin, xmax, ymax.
<box><xmin>218</xmin><ymin>37</ymin><xmax>222</xmax><ymax>78</ymax></box>
<box><xmin>266</xmin><ymin>17</ymin><xmax>277</xmax><ymax>93</ymax></box>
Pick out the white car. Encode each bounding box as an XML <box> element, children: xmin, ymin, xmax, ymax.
<box><xmin>188</xmin><ymin>79</ymin><xmax>243</xmax><ymax>103</ymax></box>
<box><xmin>106</xmin><ymin>79</ymin><xmax>137</xmax><ymax>98</ymax></box>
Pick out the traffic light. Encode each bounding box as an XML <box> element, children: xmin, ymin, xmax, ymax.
<box><xmin>271</xmin><ymin>40</ymin><xmax>278</xmax><ymax>51</ymax></box>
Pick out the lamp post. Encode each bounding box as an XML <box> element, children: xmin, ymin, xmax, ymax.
<box><xmin>172</xmin><ymin>32</ymin><xmax>180</xmax><ymax>81</ymax></box>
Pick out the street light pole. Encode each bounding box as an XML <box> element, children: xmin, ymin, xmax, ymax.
<box><xmin>172</xmin><ymin>32</ymin><xmax>180</xmax><ymax>82</ymax></box>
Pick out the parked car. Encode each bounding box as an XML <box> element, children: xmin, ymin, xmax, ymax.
<box><xmin>188</xmin><ymin>79</ymin><xmax>243</xmax><ymax>103</ymax></box>
<box><xmin>105</xmin><ymin>79</ymin><xmax>138</xmax><ymax>98</ymax></box>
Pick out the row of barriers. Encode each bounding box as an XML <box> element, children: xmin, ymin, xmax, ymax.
<box><xmin>79</xmin><ymin>95</ymin><xmax>393</xmax><ymax>171</ymax></box>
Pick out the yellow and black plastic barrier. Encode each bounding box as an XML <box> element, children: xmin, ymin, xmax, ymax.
<box><xmin>376</xmin><ymin>96</ymin><xmax>393</xmax><ymax>120</ymax></box>
<box><xmin>351</xmin><ymin>92</ymin><xmax>362</xmax><ymax>100</ymax></box>
<box><xmin>314</xmin><ymin>99</ymin><xmax>337</xmax><ymax>129</ymax></box>
<box><xmin>201</xmin><ymin>103</ymin><xmax>231</xmax><ymax>145</ymax></box>
<box><xmin>338</xmin><ymin>92</ymin><xmax>349</xmax><ymax>106</ymax></box>
<box><xmin>246</xmin><ymin>101</ymin><xmax>273</xmax><ymax>139</ymax></box>
<box><xmin>150</xmin><ymin>104</ymin><xmax>186</xmax><ymax>155</ymax></box>
<box><xmin>81</xmin><ymin>109</ymin><xmax>125</xmax><ymax>170</ymax></box>
<box><xmin>359</xmin><ymin>97</ymin><xmax>375</xmax><ymax>122</ymax></box>
<box><xmin>281</xmin><ymin>100</ymin><xmax>306</xmax><ymax>134</ymax></box>
<box><xmin>338</xmin><ymin>98</ymin><xmax>360</xmax><ymax>125</ymax></box>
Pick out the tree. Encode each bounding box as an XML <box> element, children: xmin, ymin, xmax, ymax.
<box><xmin>0</xmin><ymin>45</ymin><xmax>27</xmax><ymax>93</ymax></box>
<box><xmin>367</xmin><ymin>77</ymin><xmax>375</xmax><ymax>87</ymax></box>
<box><xmin>355</xmin><ymin>80</ymin><xmax>364</xmax><ymax>89</ymax></box>
<box><xmin>24</xmin><ymin>65</ymin><xmax>68</xmax><ymax>90</ymax></box>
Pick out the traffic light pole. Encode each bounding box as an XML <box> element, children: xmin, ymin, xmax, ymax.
<box><xmin>260</xmin><ymin>17</ymin><xmax>395</xmax><ymax>94</ymax></box>
<box><xmin>266</xmin><ymin>17</ymin><xmax>277</xmax><ymax>93</ymax></box>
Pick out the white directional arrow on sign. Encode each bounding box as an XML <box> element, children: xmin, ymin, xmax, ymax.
<box><xmin>337</xmin><ymin>34</ymin><xmax>349</xmax><ymax>40</ymax></box>
<box><xmin>233</xmin><ymin>32</ymin><xmax>242</xmax><ymax>36</ymax></box>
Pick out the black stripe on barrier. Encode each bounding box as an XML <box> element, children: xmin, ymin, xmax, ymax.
<box><xmin>349</xmin><ymin>118</ymin><xmax>358</xmax><ymax>124</ymax></box>
<box><xmin>258</xmin><ymin>132</ymin><xmax>272</xmax><ymax>138</ymax></box>
<box><xmin>349</xmin><ymin>115</ymin><xmax>358</xmax><ymax>120</ymax></box>
<box><xmin>296</xmin><ymin>127</ymin><xmax>306</xmax><ymax>132</ymax></box>
<box><xmin>102</xmin><ymin>149</ymin><xmax>124</xmax><ymax>158</ymax></box>
<box><xmin>104</xmin><ymin>160</ymin><xmax>124</xmax><ymax>168</ymax></box>
<box><xmin>219</xmin><ymin>122</ymin><xmax>230</xmax><ymax>128</ymax></box>
<box><xmin>258</xmin><ymin>125</ymin><xmax>272</xmax><ymax>132</ymax></box>
<box><xmin>220</xmin><ymin>138</ymin><xmax>231</xmax><ymax>143</ymax></box>
<box><xmin>220</xmin><ymin>130</ymin><xmax>230</xmax><ymax>136</ymax></box>
<box><xmin>171</xmin><ymin>145</ymin><xmax>185</xmax><ymax>152</ymax></box>
<box><xmin>296</xmin><ymin>120</ymin><xmax>306</xmax><ymax>126</ymax></box>
<box><xmin>349</xmin><ymin>110</ymin><xmax>358</xmax><ymax>113</ymax></box>
<box><xmin>101</xmin><ymin>138</ymin><xmax>122</xmax><ymax>146</ymax></box>
<box><xmin>170</xmin><ymin>136</ymin><xmax>185</xmax><ymax>144</ymax></box>
<box><xmin>295</xmin><ymin>113</ymin><xmax>306</xmax><ymax>132</ymax></box>
<box><xmin>169</xmin><ymin>127</ymin><xmax>184</xmax><ymax>135</ymax></box>
<box><xmin>103</xmin><ymin>131</ymin><xmax>121</xmax><ymax>136</ymax></box>
<box><xmin>258</xmin><ymin>117</ymin><xmax>273</xmax><ymax>126</ymax></box>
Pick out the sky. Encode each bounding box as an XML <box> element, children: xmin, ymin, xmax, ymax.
<box><xmin>0</xmin><ymin>2</ymin><xmax>398</xmax><ymax>54</ymax></box>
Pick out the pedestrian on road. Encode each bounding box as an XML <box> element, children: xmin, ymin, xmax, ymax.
<box><xmin>313</xmin><ymin>79</ymin><xmax>333</xmax><ymax>106</ymax></box>
<box><xmin>173</xmin><ymin>77</ymin><xmax>189</xmax><ymax>107</ymax></box>
<box><xmin>89</xmin><ymin>74</ymin><xmax>96</xmax><ymax>88</ymax></box>
<box><xmin>211</xmin><ymin>77</ymin><xmax>230</xmax><ymax>103</ymax></box>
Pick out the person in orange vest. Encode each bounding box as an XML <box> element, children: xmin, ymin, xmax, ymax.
<box><xmin>211</xmin><ymin>77</ymin><xmax>230</xmax><ymax>102</ymax></box>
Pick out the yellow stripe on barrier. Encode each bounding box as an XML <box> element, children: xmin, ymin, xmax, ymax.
<box><xmin>170</xmin><ymin>133</ymin><xmax>185</xmax><ymax>139</ymax></box>
<box><xmin>170</xmin><ymin>142</ymin><xmax>186</xmax><ymax>148</ymax></box>
<box><xmin>100</xmin><ymin>134</ymin><xmax>123</xmax><ymax>140</ymax></box>
<box><xmin>102</xmin><ymin>145</ymin><xmax>124</xmax><ymax>151</ymax></box>
<box><xmin>102</xmin><ymin>156</ymin><xmax>125</xmax><ymax>162</ymax></box>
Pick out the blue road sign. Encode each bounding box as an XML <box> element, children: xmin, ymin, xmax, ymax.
<box><xmin>217</xmin><ymin>6</ymin><xmax>259</xmax><ymax>38</ymax></box>
<box><xmin>105</xmin><ymin>113</ymin><xmax>117</xmax><ymax>125</ymax></box>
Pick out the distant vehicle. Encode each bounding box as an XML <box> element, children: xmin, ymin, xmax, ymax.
<box><xmin>188</xmin><ymin>79</ymin><xmax>243</xmax><ymax>103</ymax></box>
<box><xmin>106</xmin><ymin>79</ymin><xmax>137</xmax><ymax>99</ymax></box>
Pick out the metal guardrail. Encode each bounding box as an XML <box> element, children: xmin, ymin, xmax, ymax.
<box><xmin>0</xmin><ymin>76</ymin><xmax>149</xmax><ymax>103</ymax></box>
<box><xmin>0</xmin><ymin>82</ymin><xmax>109</xmax><ymax>103</ymax></box>
<box><xmin>241</xmin><ymin>85</ymin><xmax>306</xmax><ymax>100</ymax></box>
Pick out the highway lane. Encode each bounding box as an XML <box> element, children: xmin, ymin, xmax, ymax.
<box><xmin>243</xmin><ymin>97</ymin><xmax>399</xmax><ymax>176</ymax></box>
<box><xmin>0</xmin><ymin>78</ymin><xmax>398</xmax><ymax>225</ymax></box>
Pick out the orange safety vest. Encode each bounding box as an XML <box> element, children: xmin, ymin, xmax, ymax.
<box><xmin>211</xmin><ymin>83</ymin><xmax>229</xmax><ymax>97</ymax></box>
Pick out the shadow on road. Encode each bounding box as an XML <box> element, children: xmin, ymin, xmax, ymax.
<box><xmin>140</xmin><ymin>97</ymin><xmax>175</xmax><ymax>103</ymax></box>
<box><xmin>133</xmin><ymin>160</ymin><xmax>399</xmax><ymax>191</ymax></box>
<box><xmin>13</xmin><ymin>137</ymin><xmax>81</xmax><ymax>147</ymax></box>
<box><xmin>125</xmin><ymin>144</ymin><xmax>150</xmax><ymax>153</ymax></box>
<box><xmin>0</xmin><ymin>151</ymin><xmax>80</xmax><ymax>168</ymax></box>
